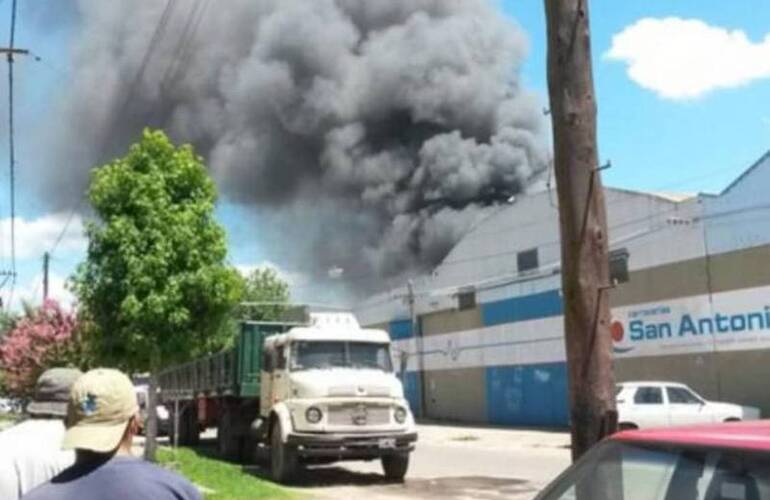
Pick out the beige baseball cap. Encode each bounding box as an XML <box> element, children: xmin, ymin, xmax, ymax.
<box><xmin>62</xmin><ymin>368</ymin><xmax>139</xmax><ymax>452</ymax></box>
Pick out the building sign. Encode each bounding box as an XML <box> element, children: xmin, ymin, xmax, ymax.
<box><xmin>611</xmin><ymin>285</ymin><xmax>770</xmax><ymax>358</ymax></box>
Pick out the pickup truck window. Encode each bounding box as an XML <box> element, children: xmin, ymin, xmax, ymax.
<box><xmin>667</xmin><ymin>387</ymin><xmax>702</xmax><ymax>405</ymax></box>
<box><xmin>291</xmin><ymin>341</ymin><xmax>393</xmax><ymax>372</ymax></box>
<box><xmin>634</xmin><ymin>387</ymin><xmax>663</xmax><ymax>405</ymax></box>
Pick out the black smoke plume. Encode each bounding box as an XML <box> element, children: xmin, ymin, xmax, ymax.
<box><xmin>38</xmin><ymin>0</ymin><xmax>548</xmax><ymax>293</ymax></box>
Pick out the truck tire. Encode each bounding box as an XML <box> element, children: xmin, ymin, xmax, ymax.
<box><xmin>182</xmin><ymin>407</ymin><xmax>200</xmax><ymax>446</ymax></box>
<box><xmin>381</xmin><ymin>453</ymin><xmax>409</xmax><ymax>481</ymax></box>
<box><xmin>217</xmin><ymin>406</ymin><xmax>240</xmax><ymax>461</ymax></box>
<box><xmin>270</xmin><ymin>420</ymin><xmax>297</xmax><ymax>484</ymax></box>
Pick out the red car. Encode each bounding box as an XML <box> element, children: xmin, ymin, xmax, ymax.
<box><xmin>536</xmin><ymin>420</ymin><xmax>770</xmax><ymax>500</ymax></box>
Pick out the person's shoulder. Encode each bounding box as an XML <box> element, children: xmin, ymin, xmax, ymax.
<box><xmin>18</xmin><ymin>481</ymin><xmax>56</xmax><ymax>500</ymax></box>
<box><xmin>114</xmin><ymin>458</ymin><xmax>201</xmax><ymax>499</ymax></box>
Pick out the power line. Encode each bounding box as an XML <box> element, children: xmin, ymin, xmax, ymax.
<box><xmin>48</xmin><ymin>0</ymin><xmax>178</xmax><ymax>260</ymax></box>
<box><xmin>159</xmin><ymin>0</ymin><xmax>207</xmax><ymax>93</ymax></box>
<box><xmin>49</xmin><ymin>198</ymin><xmax>85</xmax><ymax>257</ymax></box>
<box><xmin>113</xmin><ymin>0</ymin><xmax>176</xmax><ymax>123</ymax></box>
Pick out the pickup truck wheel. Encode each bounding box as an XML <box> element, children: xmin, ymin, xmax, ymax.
<box><xmin>381</xmin><ymin>453</ymin><xmax>409</xmax><ymax>481</ymax></box>
<box><xmin>270</xmin><ymin>420</ymin><xmax>297</xmax><ymax>484</ymax></box>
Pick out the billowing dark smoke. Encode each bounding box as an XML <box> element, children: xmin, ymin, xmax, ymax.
<box><xmin>39</xmin><ymin>0</ymin><xmax>548</xmax><ymax>291</ymax></box>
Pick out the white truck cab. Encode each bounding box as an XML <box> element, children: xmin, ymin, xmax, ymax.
<box><xmin>259</xmin><ymin>312</ymin><xmax>417</xmax><ymax>482</ymax></box>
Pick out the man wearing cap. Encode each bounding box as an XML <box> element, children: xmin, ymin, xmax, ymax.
<box><xmin>22</xmin><ymin>368</ymin><xmax>200</xmax><ymax>500</ymax></box>
<box><xmin>0</xmin><ymin>368</ymin><xmax>82</xmax><ymax>500</ymax></box>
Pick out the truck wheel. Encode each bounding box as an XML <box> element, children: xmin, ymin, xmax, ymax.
<box><xmin>217</xmin><ymin>408</ymin><xmax>240</xmax><ymax>460</ymax></box>
<box><xmin>270</xmin><ymin>420</ymin><xmax>297</xmax><ymax>484</ymax></box>
<box><xmin>381</xmin><ymin>453</ymin><xmax>409</xmax><ymax>481</ymax></box>
<box><xmin>184</xmin><ymin>407</ymin><xmax>200</xmax><ymax>446</ymax></box>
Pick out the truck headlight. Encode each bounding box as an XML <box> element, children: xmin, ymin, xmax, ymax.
<box><xmin>306</xmin><ymin>406</ymin><xmax>323</xmax><ymax>424</ymax></box>
<box><xmin>394</xmin><ymin>407</ymin><xmax>407</xmax><ymax>424</ymax></box>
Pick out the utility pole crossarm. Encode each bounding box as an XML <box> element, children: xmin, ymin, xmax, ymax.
<box><xmin>0</xmin><ymin>48</ymin><xmax>29</xmax><ymax>55</ymax></box>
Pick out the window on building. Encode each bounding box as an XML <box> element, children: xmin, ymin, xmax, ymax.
<box><xmin>609</xmin><ymin>248</ymin><xmax>630</xmax><ymax>284</ymax></box>
<box><xmin>517</xmin><ymin>248</ymin><xmax>539</xmax><ymax>274</ymax></box>
<box><xmin>457</xmin><ymin>288</ymin><xmax>476</xmax><ymax>310</ymax></box>
<box><xmin>634</xmin><ymin>386</ymin><xmax>663</xmax><ymax>405</ymax></box>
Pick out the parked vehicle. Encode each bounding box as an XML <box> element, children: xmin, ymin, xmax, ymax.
<box><xmin>134</xmin><ymin>385</ymin><xmax>171</xmax><ymax>435</ymax></box>
<box><xmin>536</xmin><ymin>420</ymin><xmax>770</xmax><ymax>500</ymax></box>
<box><xmin>0</xmin><ymin>398</ymin><xmax>14</xmax><ymax>414</ymax></box>
<box><xmin>158</xmin><ymin>311</ymin><xmax>417</xmax><ymax>483</ymax></box>
<box><xmin>616</xmin><ymin>381</ymin><xmax>760</xmax><ymax>430</ymax></box>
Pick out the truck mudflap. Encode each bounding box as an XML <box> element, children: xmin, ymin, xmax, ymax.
<box><xmin>286</xmin><ymin>432</ymin><xmax>418</xmax><ymax>459</ymax></box>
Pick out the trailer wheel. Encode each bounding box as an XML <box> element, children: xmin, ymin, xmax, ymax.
<box><xmin>381</xmin><ymin>453</ymin><xmax>409</xmax><ymax>481</ymax></box>
<box><xmin>270</xmin><ymin>420</ymin><xmax>297</xmax><ymax>483</ymax></box>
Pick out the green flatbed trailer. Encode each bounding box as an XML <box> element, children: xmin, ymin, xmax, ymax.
<box><xmin>158</xmin><ymin>321</ymin><xmax>296</xmax><ymax>456</ymax></box>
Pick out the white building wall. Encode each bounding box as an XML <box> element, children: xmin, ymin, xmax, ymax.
<box><xmin>704</xmin><ymin>152</ymin><xmax>770</xmax><ymax>255</ymax></box>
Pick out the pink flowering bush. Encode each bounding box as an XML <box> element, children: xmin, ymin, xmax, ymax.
<box><xmin>0</xmin><ymin>300</ymin><xmax>83</xmax><ymax>397</ymax></box>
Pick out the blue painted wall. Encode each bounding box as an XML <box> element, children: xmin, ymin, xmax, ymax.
<box><xmin>481</xmin><ymin>290</ymin><xmax>563</xmax><ymax>326</ymax></box>
<box><xmin>485</xmin><ymin>362</ymin><xmax>569</xmax><ymax>427</ymax></box>
<box><xmin>389</xmin><ymin>319</ymin><xmax>414</xmax><ymax>340</ymax></box>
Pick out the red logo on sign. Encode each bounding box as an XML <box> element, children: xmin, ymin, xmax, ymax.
<box><xmin>610</xmin><ymin>321</ymin><xmax>624</xmax><ymax>342</ymax></box>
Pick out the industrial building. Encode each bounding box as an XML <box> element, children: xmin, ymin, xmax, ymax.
<box><xmin>355</xmin><ymin>150</ymin><xmax>770</xmax><ymax>427</ymax></box>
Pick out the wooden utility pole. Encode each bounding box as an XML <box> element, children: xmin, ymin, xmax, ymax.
<box><xmin>544</xmin><ymin>0</ymin><xmax>617</xmax><ymax>461</ymax></box>
<box><xmin>43</xmin><ymin>252</ymin><xmax>50</xmax><ymax>300</ymax></box>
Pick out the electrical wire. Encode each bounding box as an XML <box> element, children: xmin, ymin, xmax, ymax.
<box><xmin>159</xmin><ymin>0</ymin><xmax>207</xmax><ymax>92</ymax></box>
<box><xmin>48</xmin><ymin>0</ymin><xmax>178</xmax><ymax>260</ymax></box>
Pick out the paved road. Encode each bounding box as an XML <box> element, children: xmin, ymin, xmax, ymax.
<box><xmin>278</xmin><ymin>424</ymin><xmax>571</xmax><ymax>499</ymax></box>
<box><xmin>139</xmin><ymin>423</ymin><xmax>571</xmax><ymax>499</ymax></box>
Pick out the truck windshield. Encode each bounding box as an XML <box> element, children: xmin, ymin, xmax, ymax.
<box><xmin>290</xmin><ymin>341</ymin><xmax>393</xmax><ymax>372</ymax></box>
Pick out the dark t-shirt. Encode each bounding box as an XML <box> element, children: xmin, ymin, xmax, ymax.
<box><xmin>21</xmin><ymin>456</ymin><xmax>201</xmax><ymax>500</ymax></box>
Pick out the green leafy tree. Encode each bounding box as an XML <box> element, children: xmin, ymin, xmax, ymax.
<box><xmin>216</xmin><ymin>268</ymin><xmax>291</xmax><ymax>348</ymax></box>
<box><xmin>238</xmin><ymin>267</ymin><xmax>290</xmax><ymax>321</ymax></box>
<box><xmin>0</xmin><ymin>309</ymin><xmax>17</xmax><ymax>341</ymax></box>
<box><xmin>72</xmin><ymin>129</ymin><xmax>242</xmax><ymax>459</ymax></box>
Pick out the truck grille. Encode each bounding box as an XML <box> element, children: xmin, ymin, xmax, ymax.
<box><xmin>328</xmin><ymin>404</ymin><xmax>391</xmax><ymax>426</ymax></box>
<box><xmin>328</xmin><ymin>385</ymin><xmax>391</xmax><ymax>397</ymax></box>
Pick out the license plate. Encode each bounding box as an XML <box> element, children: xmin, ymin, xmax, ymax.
<box><xmin>379</xmin><ymin>438</ymin><xmax>396</xmax><ymax>449</ymax></box>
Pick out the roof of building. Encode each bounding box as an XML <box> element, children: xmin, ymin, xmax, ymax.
<box><xmin>720</xmin><ymin>149</ymin><xmax>770</xmax><ymax>196</ymax></box>
<box><xmin>615</xmin><ymin>420</ymin><xmax>770</xmax><ymax>452</ymax></box>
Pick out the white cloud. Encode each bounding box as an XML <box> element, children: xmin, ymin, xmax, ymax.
<box><xmin>0</xmin><ymin>213</ymin><xmax>86</xmax><ymax>260</ymax></box>
<box><xmin>605</xmin><ymin>17</ymin><xmax>770</xmax><ymax>100</ymax></box>
<box><xmin>10</xmin><ymin>272</ymin><xmax>76</xmax><ymax>312</ymax></box>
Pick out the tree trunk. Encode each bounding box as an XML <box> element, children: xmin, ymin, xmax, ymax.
<box><xmin>544</xmin><ymin>0</ymin><xmax>617</xmax><ymax>461</ymax></box>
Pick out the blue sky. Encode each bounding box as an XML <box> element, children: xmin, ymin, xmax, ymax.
<box><xmin>1</xmin><ymin>1</ymin><xmax>769</xmax><ymax>310</ymax></box>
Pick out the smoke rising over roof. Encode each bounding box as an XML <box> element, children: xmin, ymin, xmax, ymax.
<box><xmin>40</xmin><ymin>0</ymin><xmax>548</xmax><ymax>293</ymax></box>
